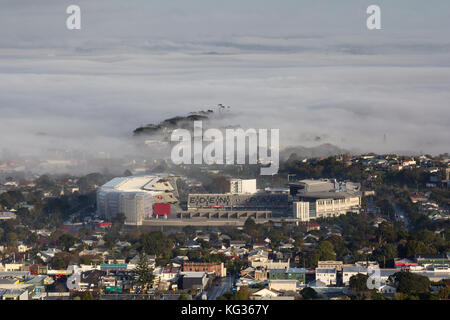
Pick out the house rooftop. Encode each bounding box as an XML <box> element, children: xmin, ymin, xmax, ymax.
<box><xmin>180</xmin><ymin>272</ymin><xmax>207</xmax><ymax>278</ymax></box>
<box><xmin>316</xmin><ymin>268</ymin><xmax>336</xmax><ymax>273</ymax></box>
<box><xmin>269</xmin><ymin>268</ymin><xmax>306</xmax><ymax>274</ymax></box>
<box><xmin>342</xmin><ymin>266</ymin><xmax>367</xmax><ymax>273</ymax></box>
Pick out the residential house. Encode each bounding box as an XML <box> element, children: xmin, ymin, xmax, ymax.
<box><xmin>268</xmin><ymin>279</ymin><xmax>297</xmax><ymax>292</ymax></box>
<box><xmin>229</xmin><ymin>240</ymin><xmax>247</xmax><ymax>248</ymax></box>
<box><xmin>379</xmin><ymin>284</ymin><xmax>396</xmax><ymax>295</ymax></box>
<box><xmin>37</xmin><ymin>248</ymin><xmax>60</xmax><ymax>263</ymax></box>
<box><xmin>78</xmin><ymin>270</ymin><xmax>105</xmax><ymax>292</ymax></box>
<box><xmin>17</xmin><ymin>243</ymin><xmax>31</xmax><ymax>253</ymax></box>
<box><xmin>252</xmin><ymin>242</ymin><xmax>268</xmax><ymax>250</ymax></box>
<box><xmin>247</xmin><ymin>250</ymin><xmax>269</xmax><ymax>263</ymax></box>
<box><xmin>251</xmin><ymin>288</ymin><xmax>279</xmax><ymax>298</ymax></box>
<box><xmin>183</xmin><ymin>240</ymin><xmax>201</xmax><ymax>250</ymax></box>
<box><xmin>239</xmin><ymin>267</ymin><xmax>268</xmax><ymax>285</ymax></box>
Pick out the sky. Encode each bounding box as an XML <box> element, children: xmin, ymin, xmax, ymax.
<box><xmin>0</xmin><ymin>0</ymin><xmax>449</xmax><ymax>162</ymax></box>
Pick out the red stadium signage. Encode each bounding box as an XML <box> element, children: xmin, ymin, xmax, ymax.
<box><xmin>395</xmin><ymin>262</ymin><xmax>417</xmax><ymax>267</ymax></box>
<box><xmin>99</xmin><ymin>222</ymin><xmax>112</xmax><ymax>227</ymax></box>
<box><xmin>154</xmin><ymin>203</ymin><xmax>171</xmax><ymax>216</ymax></box>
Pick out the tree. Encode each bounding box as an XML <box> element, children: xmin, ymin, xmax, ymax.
<box><xmin>58</xmin><ymin>234</ymin><xmax>78</xmax><ymax>251</ymax></box>
<box><xmin>140</xmin><ymin>231</ymin><xmax>173</xmax><ymax>258</ymax></box>
<box><xmin>437</xmin><ymin>285</ymin><xmax>450</xmax><ymax>300</ymax></box>
<box><xmin>349</xmin><ymin>273</ymin><xmax>370</xmax><ymax>292</ymax></box>
<box><xmin>244</xmin><ymin>217</ymin><xmax>256</xmax><ymax>228</ymax></box>
<box><xmin>134</xmin><ymin>252</ymin><xmax>155</xmax><ymax>293</ymax></box>
<box><xmin>217</xmin><ymin>287</ymin><xmax>251</xmax><ymax>300</ymax></box>
<box><xmin>6</xmin><ymin>232</ymin><xmax>18</xmax><ymax>247</ymax></box>
<box><xmin>394</xmin><ymin>272</ymin><xmax>430</xmax><ymax>295</ymax></box>
<box><xmin>373</xmin><ymin>243</ymin><xmax>398</xmax><ymax>268</ymax></box>
<box><xmin>405</xmin><ymin>240</ymin><xmax>430</xmax><ymax>258</ymax></box>
<box><xmin>113</xmin><ymin>212</ymin><xmax>127</xmax><ymax>227</ymax></box>
<box><xmin>300</xmin><ymin>287</ymin><xmax>318</xmax><ymax>300</ymax></box>
<box><xmin>416</xmin><ymin>229</ymin><xmax>435</xmax><ymax>245</ymax></box>
<box><xmin>294</xmin><ymin>237</ymin><xmax>304</xmax><ymax>251</ymax></box>
<box><xmin>317</xmin><ymin>241</ymin><xmax>336</xmax><ymax>260</ymax></box>
<box><xmin>306</xmin><ymin>240</ymin><xmax>336</xmax><ymax>267</ymax></box>
<box><xmin>77</xmin><ymin>291</ymin><xmax>94</xmax><ymax>300</ymax></box>
<box><xmin>187</xmin><ymin>250</ymin><xmax>201</xmax><ymax>261</ymax></box>
<box><xmin>376</xmin><ymin>221</ymin><xmax>396</xmax><ymax>244</ymax></box>
<box><xmin>217</xmin><ymin>291</ymin><xmax>234</xmax><ymax>300</ymax></box>
<box><xmin>50</xmin><ymin>252</ymin><xmax>73</xmax><ymax>269</ymax></box>
<box><xmin>232</xmin><ymin>286</ymin><xmax>251</xmax><ymax>300</ymax></box>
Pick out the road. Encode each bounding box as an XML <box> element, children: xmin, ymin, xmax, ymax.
<box><xmin>207</xmin><ymin>275</ymin><xmax>234</xmax><ymax>300</ymax></box>
<box><xmin>142</xmin><ymin>217</ymin><xmax>302</xmax><ymax>227</ymax></box>
<box><xmin>366</xmin><ymin>197</ymin><xmax>379</xmax><ymax>215</ymax></box>
<box><xmin>389</xmin><ymin>197</ymin><xmax>411</xmax><ymax>230</ymax></box>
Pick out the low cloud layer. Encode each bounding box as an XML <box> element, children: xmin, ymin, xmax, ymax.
<box><xmin>0</xmin><ymin>1</ymin><xmax>449</xmax><ymax>166</ymax></box>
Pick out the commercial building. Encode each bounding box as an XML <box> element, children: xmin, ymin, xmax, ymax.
<box><xmin>251</xmin><ymin>259</ymin><xmax>290</xmax><ymax>270</ymax></box>
<box><xmin>291</xmin><ymin>179</ymin><xmax>361</xmax><ymax>222</ymax></box>
<box><xmin>188</xmin><ymin>193</ymin><xmax>288</xmax><ymax>210</ymax></box>
<box><xmin>395</xmin><ymin>258</ymin><xmax>418</xmax><ymax>269</ymax></box>
<box><xmin>268</xmin><ymin>279</ymin><xmax>297</xmax><ymax>292</ymax></box>
<box><xmin>342</xmin><ymin>266</ymin><xmax>367</xmax><ymax>285</ymax></box>
<box><xmin>415</xmin><ymin>254</ymin><xmax>450</xmax><ymax>265</ymax></box>
<box><xmin>230</xmin><ymin>179</ymin><xmax>257</xmax><ymax>194</ymax></box>
<box><xmin>0</xmin><ymin>212</ymin><xmax>16</xmax><ymax>220</ymax></box>
<box><xmin>179</xmin><ymin>272</ymin><xmax>208</xmax><ymax>290</ymax></box>
<box><xmin>315</xmin><ymin>268</ymin><xmax>337</xmax><ymax>286</ymax></box>
<box><xmin>182</xmin><ymin>262</ymin><xmax>226</xmax><ymax>277</ymax></box>
<box><xmin>268</xmin><ymin>267</ymin><xmax>306</xmax><ymax>284</ymax></box>
<box><xmin>0</xmin><ymin>289</ymin><xmax>29</xmax><ymax>300</ymax></box>
<box><xmin>318</xmin><ymin>261</ymin><xmax>343</xmax><ymax>272</ymax></box>
<box><xmin>290</xmin><ymin>179</ymin><xmax>336</xmax><ymax>194</ymax></box>
<box><xmin>97</xmin><ymin>175</ymin><xmax>177</xmax><ymax>226</ymax></box>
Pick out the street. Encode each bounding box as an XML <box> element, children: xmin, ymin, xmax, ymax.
<box><xmin>389</xmin><ymin>197</ymin><xmax>410</xmax><ymax>230</ymax></box>
<box><xmin>207</xmin><ymin>275</ymin><xmax>235</xmax><ymax>300</ymax></box>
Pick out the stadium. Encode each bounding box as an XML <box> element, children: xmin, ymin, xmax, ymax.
<box><xmin>187</xmin><ymin>193</ymin><xmax>288</xmax><ymax>211</ymax></box>
<box><xmin>97</xmin><ymin>175</ymin><xmax>178</xmax><ymax>226</ymax></box>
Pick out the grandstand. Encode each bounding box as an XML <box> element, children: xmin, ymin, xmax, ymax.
<box><xmin>187</xmin><ymin>193</ymin><xmax>288</xmax><ymax>210</ymax></box>
<box><xmin>97</xmin><ymin>174</ymin><xmax>178</xmax><ymax>226</ymax></box>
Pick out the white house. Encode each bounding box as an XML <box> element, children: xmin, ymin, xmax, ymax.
<box><xmin>379</xmin><ymin>284</ymin><xmax>396</xmax><ymax>294</ymax></box>
<box><xmin>342</xmin><ymin>266</ymin><xmax>367</xmax><ymax>285</ymax></box>
<box><xmin>252</xmin><ymin>288</ymin><xmax>279</xmax><ymax>298</ymax></box>
<box><xmin>37</xmin><ymin>248</ymin><xmax>60</xmax><ymax>262</ymax></box>
<box><xmin>153</xmin><ymin>266</ymin><xmax>180</xmax><ymax>283</ymax></box>
<box><xmin>17</xmin><ymin>244</ymin><xmax>31</xmax><ymax>253</ymax></box>
<box><xmin>315</xmin><ymin>268</ymin><xmax>337</xmax><ymax>286</ymax></box>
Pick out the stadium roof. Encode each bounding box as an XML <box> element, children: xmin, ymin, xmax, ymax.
<box><xmin>297</xmin><ymin>190</ymin><xmax>361</xmax><ymax>200</ymax></box>
<box><xmin>100</xmin><ymin>175</ymin><xmax>175</xmax><ymax>193</ymax></box>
